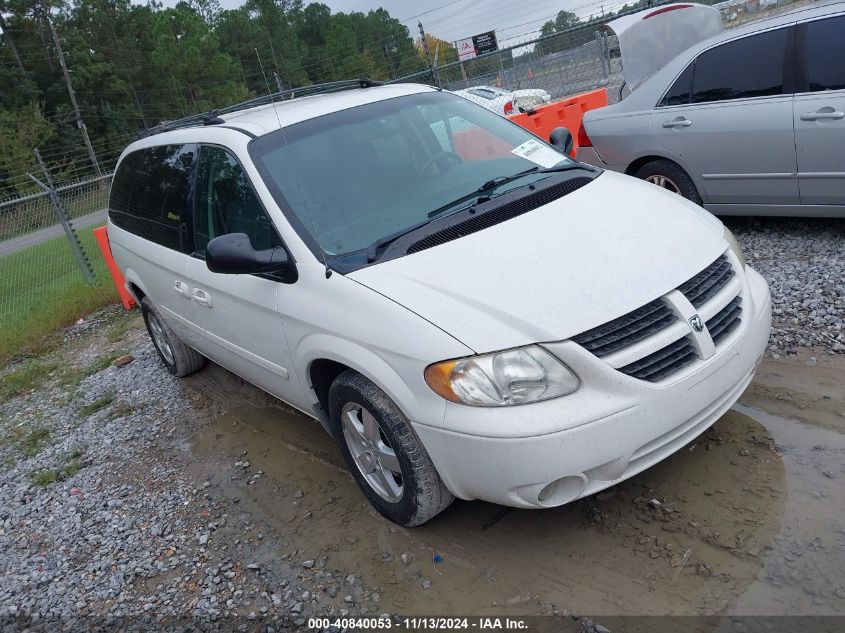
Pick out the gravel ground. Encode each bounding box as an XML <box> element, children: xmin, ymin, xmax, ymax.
<box><xmin>0</xmin><ymin>310</ymin><xmax>399</xmax><ymax>632</ymax></box>
<box><xmin>727</xmin><ymin>217</ymin><xmax>845</xmax><ymax>356</ymax></box>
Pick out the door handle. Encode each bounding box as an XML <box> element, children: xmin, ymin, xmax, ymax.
<box><xmin>800</xmin><ymin>108</ymin><xmax>844</xmax><ymax>121</ymax></box>
<box><xmin>173</xmin><ymin>280</ymin><xmax>191</xmax><ymax>298</ymax></box>
<box><xmin>192</xmin><ymin>288</ymin><xmax>213</xmax><ymax>308</ymax></box>
<box><xmin>663</xmin><ymin>117</ymin><xmax>692</xmax><ymax>128</ymax></box>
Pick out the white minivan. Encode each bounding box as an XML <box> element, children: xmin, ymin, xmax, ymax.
<box><xmin>108</xmin><ymin>81</ymin><xmax>772</xmax><ymax>526</ymax></box>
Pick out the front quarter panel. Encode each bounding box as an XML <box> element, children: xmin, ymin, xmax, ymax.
<box><xmin>282</xmin><ymin>264</ymin><xmax>473</xmax><ymax>429</ymax></box>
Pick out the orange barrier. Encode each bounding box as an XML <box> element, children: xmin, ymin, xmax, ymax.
<box><xmin>453</xmin><ymin>128</ymin><xmax>515</xmax><ymax>162</ymax></box>
<box><xmin>93</xmin><ymin>225</ymin><xmax>136</xmax><ymax>310</ymax></box>
<box><xmin>508</xmin><ymin>88</ymin><xmax>608</xmax><ymax>156</ymax></box>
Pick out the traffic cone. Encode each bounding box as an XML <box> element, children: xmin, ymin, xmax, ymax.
<box><xmin>527</xmin><ymin>68</ymin><xmax>534</xmax><ymax>81</ymax></box>
<box><xmin>495</xmin><ymin>74</ymin><xmax>502</xmax><ymax>88</ymax></box>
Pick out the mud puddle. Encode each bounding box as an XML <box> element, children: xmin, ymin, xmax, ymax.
<box><xmin>185</xmin><ymin>357</ymin><xmax>844</xmax><ymax>616</ymax></box>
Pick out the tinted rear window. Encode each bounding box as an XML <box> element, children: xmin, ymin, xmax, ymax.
<box><xmin>692</xmin><ymin>28</ymin><xmax>789</xmax><ymax>103</ymax></box>
<box><xmin>109</xmin><ymin>144</ymin><xmax>195</xmax><ymax>251</ymax></box>
<box><xmin>805</xmin><ymin>16</ymin><xmax>845</xmax><ymax>92</ymax></box>
<box><xmin>659</xmin><ymin>63</ymin><xmax>694</xmax><ymax>106</ymax></box>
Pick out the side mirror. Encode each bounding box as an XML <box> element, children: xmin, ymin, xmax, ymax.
<box><xmin>549</xmin><ymin>127</ymin><xmax>574</xmax><ymax>155</ymax></box>
<box><xmin>205</xmin><ymin>233</ymin><xmax>289</xmax><ymax>275</ymax></box>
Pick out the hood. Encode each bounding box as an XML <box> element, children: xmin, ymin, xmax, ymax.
<box><xmin>349</xmin><ymin>171</ymin><xmax>726</xmax><ymax>353</ymax></box>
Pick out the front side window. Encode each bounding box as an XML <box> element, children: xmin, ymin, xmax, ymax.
<box><xmin>805</xmin><ymin>16</ymin><xmax>845</xmax><ymax>92</ymax></box>
<box><xmin>692</xmin><ymin>27</ymin><xmax>789</xmax><ymax>103</ymax></box>
<box><xmin>193</xmin><ymin>146</ymin><xmax>281</xmax><ymax>253</ymax></box>
<box><xmin>109</xmin><ymin>144</ymin><xmax>194</xmax><ymax>251</ymax></box>
<box><xmin>249</xmin><ymin>91</ymin><xmax>579</xmax><ymax>260</ymax></box>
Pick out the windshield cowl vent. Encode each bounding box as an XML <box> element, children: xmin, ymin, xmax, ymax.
<box><xmin>406</xmin><ymin>176</ymin><xmax>593</xmax><ymax>255</ymax></box>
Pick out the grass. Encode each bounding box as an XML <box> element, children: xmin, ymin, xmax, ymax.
<box><xmin>30</xmin><ymin>469</ymin><xmax>59</xmax><ymax>486</ymax></box>
<box><xmin>22</xmin><ymin>427</ymin><xmax>51</xmax><ymax>457</ymax></box>
<box><xmin>0</xmin><ymin>359</ymin><xmax>59</xmax><ymax>402</ymax></box>
<box><xmin>106</xmin><ymin>318</ymin><xmax>131</xmax><ymax>343</ymax></box>
<box><xmin>79</xmin><ymin>390</ymin><xmax>115</xmax><ymax>417</ymax></box>
<box><xmin>60</xmin><ymin>352</ymin><xmax>124</xmax><ymax>388</ymax></box>
<box><xmin>0</xmin><ymin>227</ymin><xmax>118</xmax><ymax>361</ymax></box>
<box><xmin>108</xmin><ymin>399</ymin><xmax>135</xmax><ymax>420</ymax></box>
<box><xmin>29</xmin><ymin>446</ymin><xmax>86</xmax><ymax>487</ymax></box>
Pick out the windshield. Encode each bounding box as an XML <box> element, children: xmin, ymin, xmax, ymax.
<box><xmin>249</xmin><ymin>90</ymin><xmax>572</xmax><ymax>258</ymax></box>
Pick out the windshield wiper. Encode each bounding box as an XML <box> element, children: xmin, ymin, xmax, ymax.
<box><xmin>365</xmin><ymin>218</ymin><xmax>432</xmax><ymax>263</ymax></box>
<box><xmin>366</xmin><ymin>162</ymin><xmax>597</xmax><ymax>264</ymax></box>
<box><xmin>478</xmin><ymin>166</ymin><xmax>539</xmax><ymax>192</ymax></box>
<box><xmin>369</xmin><ymin>196</ymin><xmax>490</xmax><ymax>263</ymax></box>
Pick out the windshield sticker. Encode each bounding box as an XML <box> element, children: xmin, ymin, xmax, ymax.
<box><xmin>510</xmin><ymin>139</ymin><xmax>565</xmax><ymax>169</ymax></box>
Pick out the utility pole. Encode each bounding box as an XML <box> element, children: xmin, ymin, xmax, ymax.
<box><xmin>418</xmin><ymin>21</ymin><xmax>440</xmax><ymax>87</ymax></box>
<box><xmin>48</xmin><ymin>17</ymin><xmax>101</xmax><ymax>177</ymax></box>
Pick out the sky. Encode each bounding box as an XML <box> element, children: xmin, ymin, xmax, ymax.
<box><xmin>210</xmin><ymin>0</ymin><xmax>622</xmax><ymax>48</ymax></box>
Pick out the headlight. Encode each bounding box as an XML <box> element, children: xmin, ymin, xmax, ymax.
<box><xmin>424</xmin><ymin>345</ymin><xmax>579</xmax><ymax>407</ymax></box>
<box><xmin>723</xmin><ymin>227</ymin><xmax>746</xmax><ymax>268</ymax></box>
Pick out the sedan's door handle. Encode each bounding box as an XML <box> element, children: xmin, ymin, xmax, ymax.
<box><xmin>192</xmin><ymin>288</ymin><xmax>213</xmax><ymax>308</ymax></box>
<box><xmin>174</xmin><ymin>280</ymin><xmax>191</xmax><ymax>298</ymax></box>
<box><xmin>663</xmin><ymin>117</ymin><xmax>692</xmax><ymax>128</ymax></box>
<box><xmin>800</xmin><ymin>108</ymin><xmax>844</xmax><ymax>121</ymax></box>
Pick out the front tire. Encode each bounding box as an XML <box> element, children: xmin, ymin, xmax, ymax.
<box><xmin>140</xmin><ymin>297</ymin><xmax>205</xmax><ymax>377</ymax></box>
<box><xmin>329</xmin><ymin>370</ymin><xmax>453</xmax><ymax>526</ymax></box>
<box><xmin>635</xmin><ymin>159</ymin><xmax>702</xmax><ymax>205</ymax></box>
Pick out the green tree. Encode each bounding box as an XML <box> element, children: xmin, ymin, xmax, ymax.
<box><xmin>0</xmin><ymin>103</ymin><xmax>54</xmax><ymax>195</ymax></box>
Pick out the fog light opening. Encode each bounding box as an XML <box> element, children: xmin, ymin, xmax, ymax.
<box><xmin>537</xmin><ymin>475</ymin><xmax>587</xmax><ymax>507</ymax></box>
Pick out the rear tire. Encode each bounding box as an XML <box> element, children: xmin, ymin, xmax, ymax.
<box><xmin>329</xmin><ymin>370</ymin><xmax>453</xmax><ymax>526</ymax></box>
<box><xmin>140</xmin><ymin>297</ymin><xmax>205</xmax><ymax>377</ymax></box>
<box><xmin>635</xmin><ymin>159</ymin><xmax>701</xmax><ymax>205</ymax></box>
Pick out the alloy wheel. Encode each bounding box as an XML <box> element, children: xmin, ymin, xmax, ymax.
<box><xmin>644</xmin><ymin>174</ymin><xmax>681</xmax><ymax>194</ymax></box>
<box><xmin>341</xmin><ymin>402</ymin><xmax>403</xmax><ymax>503</ymax></box>
<box><xmin>147</xmin><ymin>313</ymin><xmax>174</xmax><ymax>365</ymax></box>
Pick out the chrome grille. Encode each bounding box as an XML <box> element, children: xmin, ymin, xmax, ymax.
<box><xmin>571</xmin><ymin>299</ymin><xmax>675</xmax><ymax>358</ymax></box>
<box><xmin>677</xmin><ymin>256</ymin><xmax>734</xmax><ymax>308</ymax></box>
<box><xmin>571</xmin><ymin>253</ymin><xmax>743</xmax><ymax>383</ymax></box>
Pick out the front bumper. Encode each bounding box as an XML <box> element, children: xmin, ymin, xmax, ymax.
<box><xmin>413</xmin><ymin>267</ymin><xmax>772</xmax><ymax>508</ymax></box>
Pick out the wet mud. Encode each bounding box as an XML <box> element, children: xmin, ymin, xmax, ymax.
<box><xmin>184</xmin><ymin>355</ymin><xmax>845</xmax><ymax>616</ymax></box>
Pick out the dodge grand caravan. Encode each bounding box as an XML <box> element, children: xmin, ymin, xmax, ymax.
<box><xmin>107</xmin><ymin>81</ymin><xmax>772</xmax><ymax>526</ymax></box>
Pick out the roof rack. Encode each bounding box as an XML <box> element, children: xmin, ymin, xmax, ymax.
<box><xmin>137</xmin><ymin>77</ymin><xmax>383</xmax><ymax>139</ymax></box>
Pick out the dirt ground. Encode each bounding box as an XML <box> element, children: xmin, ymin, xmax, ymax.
<box><xmin>180</xmin><ymin>348</ymin><xmax>845</xmax><ymax>619</ymax></box>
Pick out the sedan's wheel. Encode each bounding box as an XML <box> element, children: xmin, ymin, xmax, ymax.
<box><xmin>329</xmin><ymin>370</ymin><xmax>454</xmax><ymax>526</ymax></box>
<box><xmin>643</xmin><ymin>174</ymin><xmax>681</xmax><ymax>194</ymax></box>
<box><xmin>140</xmin><ymin>297</ymin><xmax>206</xmax><ymax>377</ymax></box>
<box><xmin>635</xmin><ymin>159</ymin><xmax>702</xmax><ymax>205</ymax></box>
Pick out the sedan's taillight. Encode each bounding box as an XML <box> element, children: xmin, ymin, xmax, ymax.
<box><xmin>504</xmin><ymin>100</ymin><xmax>514</xmax><ymax>115</ymax></box>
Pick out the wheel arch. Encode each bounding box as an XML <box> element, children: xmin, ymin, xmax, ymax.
<box><xmin>298</xmin><ymin>334</ymin><xmax>446</xmax><ymax>431</ymax></box>
<box><xmin>122</xmin><ymin>268</ymin><xmax>149</xmax><ymax>304</ymax></box>
<box><xmin>624</xmin><ymin>154</ymin><xmax>706</xmax><ymax>203</ymax></box>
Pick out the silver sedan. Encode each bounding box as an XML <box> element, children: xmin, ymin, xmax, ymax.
<box><xmin>576</xmin><ymin>1</ymin><xmax>845</xmax><ymax>217</ymax></box>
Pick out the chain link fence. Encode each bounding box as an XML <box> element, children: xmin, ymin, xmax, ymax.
<box><xmin>0</xmin><ymin>162</ymin><xmax>112</xmax><ymax>353</ymax></box>
<box><xmin>391</xmin><ymin>12</ymin><xmax>630</xmax><ymax>114</ymax></box>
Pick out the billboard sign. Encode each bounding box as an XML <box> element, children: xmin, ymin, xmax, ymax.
<box><xmin>456</xmin><ymin>30</ymin><xmax>499</xmax><ymax>62</ymax></box>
